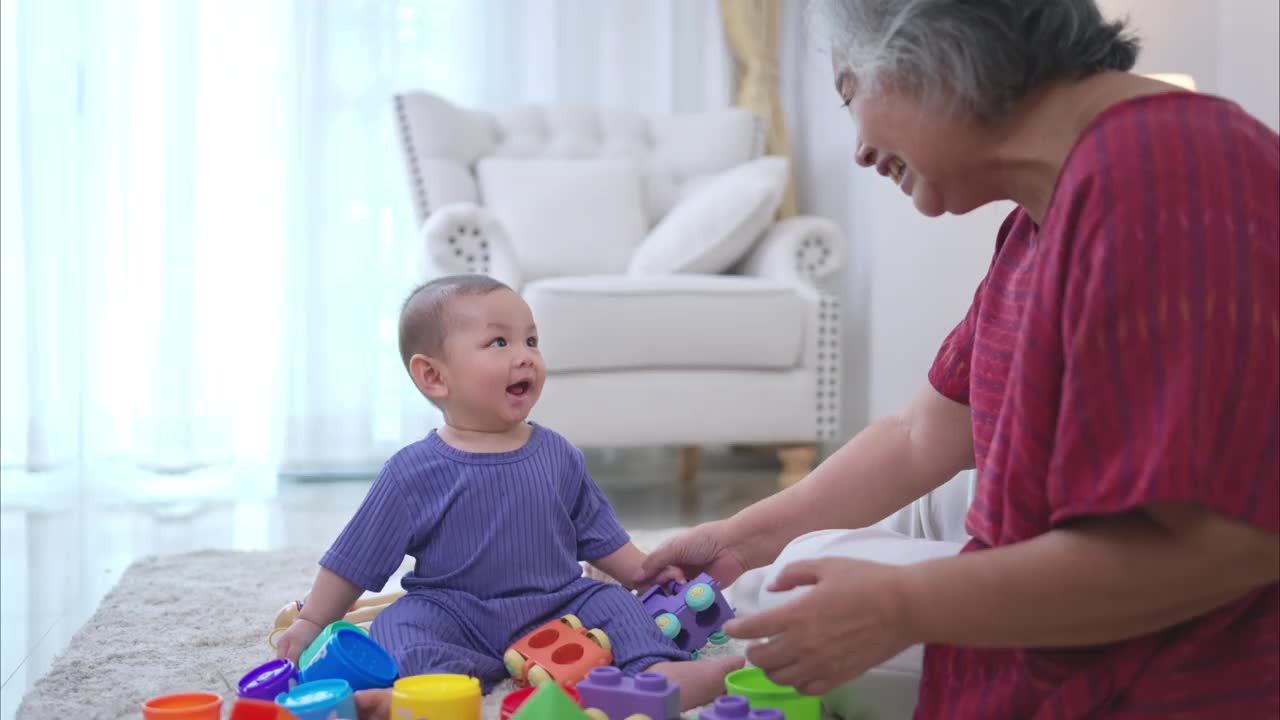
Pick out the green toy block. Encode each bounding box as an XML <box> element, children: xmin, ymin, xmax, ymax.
<box><xmin>510</xmin><ymin>683</ymin><xmax>593</xmax><ymax>720</ymax></box>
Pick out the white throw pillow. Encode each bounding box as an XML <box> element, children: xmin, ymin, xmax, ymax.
<box><xmin>477</xmin><ymin>158</ymin><xmax>648</xmax><ymax>281</ymax></box>
<box><xmin>628</xmin><ymin>156</ymin><xmax>788</xmax><ymax>275</ymax></box>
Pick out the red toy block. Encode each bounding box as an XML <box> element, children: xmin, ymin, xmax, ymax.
<box><xmin>500</xmin><ymin>684</ymin><xmax>583</xmax><ymax>720</ymax></box>
<box><xmin>504</xmin><ymin>614</ymin><xmax>613</xmax><ymax>687</ymax></box>
<box><xmin>576</xmin><ymin>666</ymin><xmax>680</xmax><ymax>720</ymax></box>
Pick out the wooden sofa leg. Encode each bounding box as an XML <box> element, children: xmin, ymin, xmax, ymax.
<box><xmin>777</xmin><ymin>444</ymin><xmax>817</xmax><ymax>489</ymax></box>
<box><xmin>677</xmin><ymin>446</ymin><xmax>701</xmax><ymax>490</ymax></box>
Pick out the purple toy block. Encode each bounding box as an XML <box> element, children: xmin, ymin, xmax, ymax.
<box><xmin>697</xmin><ymin>695</ymin><xmax>785</xmax><ymax>720</ymax></box>
<box><xmin>638</xmin><ymin>572</ymin><xmax>736</xmax><ymax>654</ymax></box>
<box><xmin>576</xmin><ymin>666</ymin><xmax>680</xmax><ymax>720</ymax></box>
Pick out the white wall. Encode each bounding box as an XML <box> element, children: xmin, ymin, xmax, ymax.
<box><xmin>1214</xmin><ymin>0</ymin><xmax>1280</xmax><ymax>130</ymax></box>
<box><xmin>781</xmin><ymin>0</ymin><xmax>1280</xmax><ymax>435</ymax></box>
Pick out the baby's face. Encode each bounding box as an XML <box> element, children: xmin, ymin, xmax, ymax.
<box><xmin>439</xmin><ymin>289</ymin><xmax>545</xmax><ymax>429</ymax></box>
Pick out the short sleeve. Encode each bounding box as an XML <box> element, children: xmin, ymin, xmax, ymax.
<box><xmin>1046</xmin><ymin>177</ymin><xmax>1279</xmax><ymax>533</ymax></box>
<box><xmin>320</xmin><ymin>464</ymin><xmax>414</xmax><ymax>591</ymax></box>
<box><xmin>928</xmin><ymin>211</ymin><xmax>1022</xmax><ymax>405</ymax></box>
<box><xmin>928</xmin><ymin>284</ymin><xmax>982</xmax><ymax>405</ymax></box>
<box><xmin>567</xmin><ymin>450</ymin><xmax>629</xmax><ymax>562</ymax></box>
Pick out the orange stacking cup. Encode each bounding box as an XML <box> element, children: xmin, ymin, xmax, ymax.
<box><xmin>141</xmin><ymin>692</ymin><xmax>223</xmax><ymax>719</ymax></box>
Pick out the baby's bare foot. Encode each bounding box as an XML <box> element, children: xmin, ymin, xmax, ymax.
<box><xmin>647</xmin><ymin>655</ymin><xmax>746</xmax><ymax>709</ymax></box>
<box><xmin>353</xmin><ymin>687</ymin><xmax>392</xmax><ymax>720</ymax></box>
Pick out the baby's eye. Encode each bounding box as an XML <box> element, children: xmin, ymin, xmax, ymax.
<box><xmin>526</xmin><ymin>336</ymin><xmax>538</xmax><ymax>348</ymax></box>
<box><xmin>488</xmin><ymin>337</ymin><xmax>508</xmax><ymax>348</ymax></box>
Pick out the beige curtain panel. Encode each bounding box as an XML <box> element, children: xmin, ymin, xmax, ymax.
<box><xmin>720</xmin><ymin>0</ymin><xmax>798</xmax><ymax>217</ymax></box>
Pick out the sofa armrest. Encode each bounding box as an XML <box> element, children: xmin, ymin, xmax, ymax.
<box><xmin>421</xmin><ymin>202</ymin><xmax>523</xmax><ymax>289</ymax></box>
<box><xmin>740</xmin><ymin>216</ymin><xmax>845</xmax><ymax>287</ymax></box>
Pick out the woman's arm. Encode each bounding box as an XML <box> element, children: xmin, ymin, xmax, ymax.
<box><xmin>728</xmin><ymin>383</ymin><xmax>976</xmax><ymax>571</ymax></box>
<box><xmin>896</xmin><ymin>504</ymin><xmax>1280</xmax><ymax>648</ymax></box>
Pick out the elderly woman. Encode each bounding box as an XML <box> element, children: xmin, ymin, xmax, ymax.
<box><xmin>638</xmin><ymin>0</ymin><xmax>1279</xmax><ymax>717</ymax></box>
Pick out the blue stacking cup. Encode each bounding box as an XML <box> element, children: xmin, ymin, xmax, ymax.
<box><xmin>298</xmin><ymin>628</ymin><xmax>398</xmax><ymax>691</ymax></box>
<box><xmin>276</xmin><ymin>678</ymin><xmax>357</xmax><ymax>720</ymax></box>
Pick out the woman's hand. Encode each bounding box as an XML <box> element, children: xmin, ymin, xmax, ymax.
<box><xmin>723</xmin><ymin>557</ymin><xmax>915</xmax><ymax>697</ymax></box>
<box><xmin>634</xmin><ymin>520</ymin><xmax>749</xmax><ymax>588</ymax></box>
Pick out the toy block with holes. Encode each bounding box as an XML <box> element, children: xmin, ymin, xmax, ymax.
<box><xmin>576</xmin><ymin>666</ymin><xmax>680</xmax><ymax>720</ymax></box>
<box><xmin>638</xmin><ymin>572</ymin><xmax>735</xmax><ymax>657</ymax></box>
<box><xmin>698</xmin><ymin>695</ymin><xmax>786</xmax><ymax>720</ymax></box>
<box><xmin>503</xmin><ymin>614</ymin><xmax>613</xmax><ymax>687</ymax></box>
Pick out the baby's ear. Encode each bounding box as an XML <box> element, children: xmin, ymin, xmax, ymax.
<box><xmin>409</xmin><ymin>354</ymin><xmax>447</xmax><ymax>400</ymax></box>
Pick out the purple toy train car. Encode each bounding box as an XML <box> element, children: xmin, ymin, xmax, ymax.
<box><xmin>638</xmin><ymin>572</ymin><xmax>735</xmax><ymax>657</ymax></box>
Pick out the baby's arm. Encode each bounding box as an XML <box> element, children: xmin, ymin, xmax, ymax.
<box><xmin>276</xmin><ymin>568</ymin><xmax>365</xmax><ymax>665</ymax></box>
<box><xmin>589</xmin><ymin>542</ymin><xmax>683</xmax><ymax>591</ymax></box>
<box><xmin>299</xmin><ymin>567</ymin><xmax>365</xmax><ymax>627</ymax></box>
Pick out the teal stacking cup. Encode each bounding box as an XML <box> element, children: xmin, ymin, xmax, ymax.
<box><xmin>299</xmin><ymin>628</ymin><xmax>398</xmax><ymax>691</ymax></box>
<box><xmin>299</xmin><ymin>621</ymin><xmax>368</xmax><ymax>671</ymax></box>
<box><xmin>276</xmin><ymin>678</ymin><xmax>357</xmax><ymax>720</ymax></box>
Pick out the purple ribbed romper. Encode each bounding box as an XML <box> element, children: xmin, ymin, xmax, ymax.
<box><xmin>319</xmin><ymin>424</ymin><xmax>686</xmax><ymax>691</ymax></box>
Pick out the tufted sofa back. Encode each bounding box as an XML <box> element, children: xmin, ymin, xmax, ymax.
<box><xmin>394</xmin><ymin>91</ymin><xmax>766</xmax><ymax>228</ymax></box>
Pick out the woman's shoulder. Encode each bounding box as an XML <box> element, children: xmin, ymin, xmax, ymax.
<box><xmin>1071</xmin><ymin>92</ymin><xmax>1274</xmax><ymax>181</ymax></box>
<box><xmin>1052</xmin><ymin>92</ymin><xmax>1278</xmax><ymax>235</ymax></box>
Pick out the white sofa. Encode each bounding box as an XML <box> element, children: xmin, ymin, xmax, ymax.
<box><xmin>393</xmin><ymin>92</ymin><xmax>847</xmax><ymax>486</ymax></box>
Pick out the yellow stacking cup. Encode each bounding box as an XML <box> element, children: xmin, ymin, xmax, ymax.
<box><xmin>390</xmin><ymin>674</ymin><xmax>481</xmax><ymax>720</ymax></box>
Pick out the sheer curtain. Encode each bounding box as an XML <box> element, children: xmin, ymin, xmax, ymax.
<box><xmin>0</xmin><ymin>0</ymin><xmax>731</xmax><ymax>499</ymax></box>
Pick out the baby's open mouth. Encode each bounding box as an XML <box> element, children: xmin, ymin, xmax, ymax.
<box><xmin>506</xmin><ymin>381</ymin><xmax>531</xmax><ymax>396</ymax></box>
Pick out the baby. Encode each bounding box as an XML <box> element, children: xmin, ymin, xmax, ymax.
<box><xmin>275</xmin><ymin>274</ymin><xmax>742</xmax><ymax>716</ymax></box>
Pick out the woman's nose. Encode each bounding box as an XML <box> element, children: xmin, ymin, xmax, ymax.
<box><xmin>855</xmin><ymin>142</ymin><xmax>877</xmax><ymax>167</ymax></box>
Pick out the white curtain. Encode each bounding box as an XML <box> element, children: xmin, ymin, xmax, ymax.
<box><xmin>0</xmin><ymin>0</ymin><xmax>730</xmax><ymax>499</ymax></box>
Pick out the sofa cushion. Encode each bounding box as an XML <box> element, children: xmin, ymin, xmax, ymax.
<box><xmin>477</xmin><ymin>158</ymin><xmax>648</xmax><ymax>281</ymax></box>
<box><xmin>524</xmin><ymin>275</ymin><xmax>806</xmax><ymax>372</ymax></box>
<box><xmin>629</xmin><ymin>156</ymin><xmax>789</xmax><ymax>276</ymax></box>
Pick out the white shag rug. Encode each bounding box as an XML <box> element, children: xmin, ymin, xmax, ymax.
<box><xmin>17</xmin><ymin>529</ymin><xmax>747</xmax><ymax>719</ymax></box>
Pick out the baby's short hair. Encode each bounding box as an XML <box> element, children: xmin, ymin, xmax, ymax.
<box><xmin>398</xmin><ymin>274</ymin><xmax>511</xmax><ymax>369</ymax></box>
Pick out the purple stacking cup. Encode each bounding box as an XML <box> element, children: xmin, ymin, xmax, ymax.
<box><xmin>237</xmin><ymin>658</ymin><xmax>298</xmax><ymax>700</ymax></box>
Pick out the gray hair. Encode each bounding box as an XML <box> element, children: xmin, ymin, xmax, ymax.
<box><xmin>398</xmin><ymin>273</ymin><xmax>511</xmax><ymax>368</ymax></box>
<box><xmin>811</xmin><ymin>0</ymin><xmax>1141</xmax><ymax>120</ymax></box>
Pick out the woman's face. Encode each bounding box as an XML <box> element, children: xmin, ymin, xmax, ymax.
<box><xmin>837</xmin><ymin>68</ymin><xmax>999</xmax><ymax>217</ymax></box>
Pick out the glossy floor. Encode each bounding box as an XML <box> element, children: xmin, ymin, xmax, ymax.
<box><xmin>0</xmin><ymin>447</ymin><xmax>781</xmax><ymax>719</ymax></box>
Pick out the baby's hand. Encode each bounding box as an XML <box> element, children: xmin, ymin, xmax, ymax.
<box><xmin>275</xmin><ymin>617</ymin><xmax>324</xmax><ymax>666</ymax></box>
<box><xmin>644</xmin><ymin>563</ymin><xmax>686</xmax><ymax>589</ymax></box>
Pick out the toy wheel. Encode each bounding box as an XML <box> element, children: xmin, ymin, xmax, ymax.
<box><xmin>586</xmin><ymin>628</ymin><xmax>612</xmax><ymax>652</ymax></box>
<box><xmin>503</xmin><ymin>649</ymin><xmax>526</xmax><ymax>679</ymax></box>
<box><xmin>685</xmin><ymin>582</ymin><xmax>715</xmax><ymax>612</ymax></box>
<box><xmin>584</xmin><ymin>710</ymin><xmax>609</xmax><ymax>720</ymax></box>
<box><xmin>708</xmin><ymin>630</ymin><xmax>729</xmax><ymax>645</ymax></box>
<box><xmin>654</xmin><ymin>612</ymin><xmax>681</xmax><ymax>640</ymax></box>
<box><xmin>560</xmin><ymin>614</ymin><xmax>584</xmax><ymax>629</ymax></box>
<box><xmin>527</xmin><ymin>664</ymin><xmax>554</xmax><ymax>686</ymax></box>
